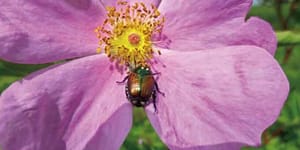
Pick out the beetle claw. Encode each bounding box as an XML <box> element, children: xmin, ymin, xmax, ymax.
<box><xmin>154</xmin><ymin>108</ymin><xmax>158</xmax><ymax>113</ymax></box>
<box><xmin>158</xmin><ymin>91</ymin><xmax>165</xmax><ymax>97</ymax></box>
<box><xmin>153</xmin><ymin>103</ymin><xmax>158</xmax><ymax>113</ymax></box>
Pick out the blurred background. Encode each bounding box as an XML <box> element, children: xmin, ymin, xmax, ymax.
<box><xmin>0</xmin><ymin>0</ymin><xmax>299</xmax><ymax>149</ymax></box>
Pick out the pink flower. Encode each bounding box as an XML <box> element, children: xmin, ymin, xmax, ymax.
<box><xmin>0</xmin><ymin>0</ymin><xmax>289</xmax><ymax>150</ymax></box>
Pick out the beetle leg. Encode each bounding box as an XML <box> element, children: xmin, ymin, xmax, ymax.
<box><xmin>151</xmin><ymin>72</ymin><xmax>161</xmax><ymax>81</ymax></box>
<box><xmin>152</xmin><ymin>91</ymin><xmax>158</xmax><ymax>113</ymax></box>
<box><xmin>116</xmin><ymin>75</ymin><xmax>129</xmax><ymax>84</ymax></box>
<box><xmin>155</xmin><ymin>82</ymin><xmax>165</xmax><ymax>97</ymax></box>
<box><xmin>151</xmin><ymin>72</ymin><xmax>161</xmax><ymax>76</ymax></box>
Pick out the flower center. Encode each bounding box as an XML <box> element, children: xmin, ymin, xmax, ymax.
<box><xmin>128</xmin><ymin>33</ymin><xmax>140</xmax><ymax>45</ymax></box>
<box><xmin>95</xmin><ymin>0</ymin><xmax>164</xmax><ymax>66</ymax></box>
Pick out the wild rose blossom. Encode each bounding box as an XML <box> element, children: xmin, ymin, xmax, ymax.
<box><xmin>0</xmin><ymin>0</ymin><xmax>289</xmax><ymax>150</ymax></box>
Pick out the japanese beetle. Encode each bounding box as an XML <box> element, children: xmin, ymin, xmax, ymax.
<box><xmin>117</xmin><ymin>65</ymin><xmax>164</xmax><ymax>111</ymax></box>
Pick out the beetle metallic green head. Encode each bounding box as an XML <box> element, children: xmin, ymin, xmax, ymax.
<box><xmin>133</xmin><ymin>65</ymin><xmax>152</xmax><ymax>76</ymax></box>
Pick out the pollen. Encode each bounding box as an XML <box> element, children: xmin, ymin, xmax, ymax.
<box><xmin>95</xmin><ymin>0</ymin><xmax>165</xmax><ymax>66</ymax></box>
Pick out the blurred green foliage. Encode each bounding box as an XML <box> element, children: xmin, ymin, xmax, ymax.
<box><xmin>276</xmin><ymin>31</ymin><xmax>300</xmax><ymax>45</ymax></box>
<box><xmin>0</xmin><ymin>62</ymin><xmax>49</xmax><ymax>92</ymax></box>
<box><xmin>121</xmin><ymin>108</ymin><xmax>167</xmax><ymax>150</ymax></box>
<box><xmin>0</xmin><ymin>0</ymin><xmax>300</xmax><ymax>150</ymax></box>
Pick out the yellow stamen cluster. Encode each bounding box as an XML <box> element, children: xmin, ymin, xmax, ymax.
<box><xmin>95</xmin><ymin>0</ymin><xmax>165</xmax><ymax>66</ymax></box>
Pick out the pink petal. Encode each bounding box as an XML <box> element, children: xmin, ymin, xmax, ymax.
<box><xmin>0</xmin><ymin>0</ymin><xmax>105</xmax><ymax>64</ymax></box>
<box><xmin>0</xmin><ymin>54</ymin><xmax>132</xmax><ymax>150</ymax></box>
<box><xmin>146</xmin><ymin>46</ymin><xmax>289</xmax><ymax>149</ymax></box>
<box><xmin>100</xmin><ymin>0</ymin><xmax>161</xmax><ymax>7</ymax></box>
<box><xmin>156</xmin><ymin>0</ymin><xmax>277</xmax><ymax>55</ymax></box>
